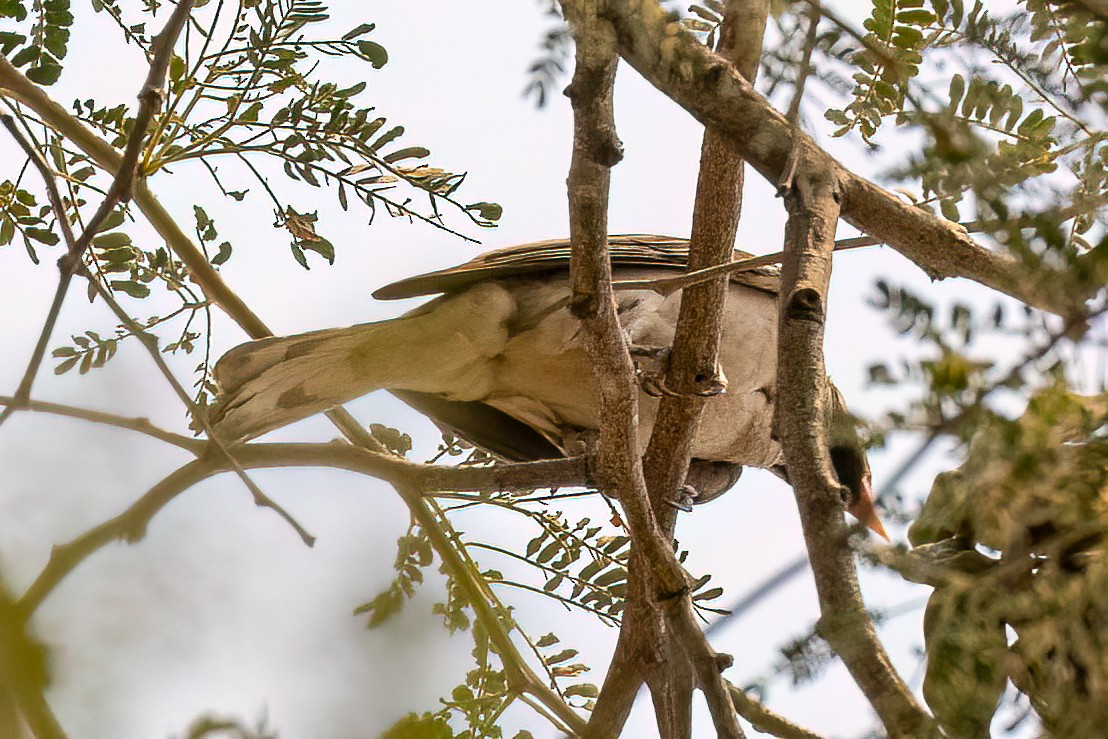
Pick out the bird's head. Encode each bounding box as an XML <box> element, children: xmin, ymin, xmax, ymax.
<box><xmin>828</xmin><ymin>386</ymin><xmax>888</xmax><ymax>540</ymax></box>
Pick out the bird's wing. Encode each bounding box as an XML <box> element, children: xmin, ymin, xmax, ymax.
<box><xmin>391</xmin><ymin>390</ymin><xmax>564</xmax><ymax>462</ymax></box>
<box><xmin>372</xmin><ymin>234</ymin><xmax>780</xmax><ymax>300</ymax></box>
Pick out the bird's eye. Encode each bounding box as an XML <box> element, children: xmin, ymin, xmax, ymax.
<box><xmin>829</xmin><ymin>445</ymin><xmax>866</xmax><ymax>505</ymax></box>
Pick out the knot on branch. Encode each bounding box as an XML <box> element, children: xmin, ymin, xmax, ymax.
<box><xmin>569</xmin><ymin>288</ymin><xmax>600</xmax><ymax>319</ymax></box>
<box><xmin>658</xmin><ymin>583</ymin><xmax>691</xmax><ymax>603</ymax></box>
<box><xmin>714</xmin><ymin>652</ymin><xmax>734</xmax><ymax>672</ymax></box>
<box><xmin>592</xmin><ymin>132</ymin><xmax>625</xmax><ymax>168</ymax></box>
<box><xmin>702</xmin><ymin>61</ymin><xmax>727</xmax><ymax>87</ymax></box>
<box><xmin>690</xmin><ymin>366</ymin><xmax>728</xmax><ymax>396</ymax></box>
<box><xmin>138</xmin><ymin>85</ymin><xmax>167</xmax><ymax>110</ymax></box>
<box><xmin>785</xmin><ymin>287</ymin><xmax>824</xmax><ymax>323</ymax></box>
<box><xmin>57</xmin><ymin>252</ymin><xmax>86</xmax><ymax>277</ymax></box>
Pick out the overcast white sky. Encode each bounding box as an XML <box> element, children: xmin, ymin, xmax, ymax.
<box><xmin>0</xmin><ymin>2</ymin><xmax>1044</xmax><ymax>737</ymax></box>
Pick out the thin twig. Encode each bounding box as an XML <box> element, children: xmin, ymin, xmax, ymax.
<box><xmin>785</xmin><ymin>0</ymin><xmax>820</xmax><ymax>126</ymax></box>
<box><xmin>92</xmin><ymin>278</ymin><xmax>317</xmax><ymax>544</ymax></box>
<box><xmin>0</xmin><ymin>2</ymin><xmax>196</xmax><ymax>427</ymax></box>
<box><xmin>0</xmin><ymin>115</ymin><xmax>79</xmax><ymax>428</ymax></box>
<box><xmin>0</xmin><ymin>396</ymin><xmax>204</xmax><ymax>452</ymax></box>
<box><xmin>11</xmin><ymin>443</ymin><xmax>587</xmax><ymax>616</ymax></box>
<box><xmin>610</xmin><ymin>224</ymin><xmax>988</xmax><ymax>296</ymax></box>
<box><xmin>0</xmin><ymin>1</ymin><xmax>318</xmax><ymax>547</ymax></box>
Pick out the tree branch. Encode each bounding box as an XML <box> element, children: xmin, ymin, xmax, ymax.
<box><xmin>1</xmin><ymin>46</ymin><xmax>316</xmax><ymax>547</ymax></box>
<box><xmin>559</xmin><ymin>10</ymin><xmax>655</xmax><ymax>735</ymax></box>
<box><xmin>774</xmin><ymin>141</ymin><xmax>934</xmax><ymax>736</ymax></box>
<box><xmin>637</xmin><ymin>1</ymin><xmax>769</xmax><ymax>737</ymax></box>
<box><xmin>562</xmin><ymin>3</ymin><xmax>746</xmax><ymax>736</ymax></box>
<box><xmin>3</xmin><ymin>34</ymin><xmax>589</xmax><ymax>734</ymax></box>
<box><xmin>0</xmin><ymin>396</ymin><xmax>204</xmax><ymax>452</ymax></box>
<box><xmin>727</xmin><ymin>682</ymin><xmax>823</xmax><ymax>739</ymax></box>
<box><xmin>0</xmin><ymin>577</ymin><xmax>64</xmax><ymax>739</ymax></box>
<box><xmin>12</xmin><ymin>443</ymin><xmax>588</xmax><ymax>617</ymax></box>
<box><xmin>0</xmin><ymin>57</ymin><xmax>271</xmax><ymax>339</ymax></box>
<box><xmin>0</xmin><ymin>0</ymin><xmax>197</xmax><ymax>427</ymax></box>
<box><xmin>600</xmin><ymin>0</ymin><xmax>1094</xmax><ymax>319</ymax></box>
<box><xmin>10</xmin><ymin>443</ymin><xmax>588</xmax><ymax>733</ymax></box>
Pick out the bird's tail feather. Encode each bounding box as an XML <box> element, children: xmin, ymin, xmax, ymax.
<box><xmin>209</xmin><ymin>324</ymin><xmax>394</xmax><ymax>442</ymax></box>
<box><xmin>208</xmin><ymin>283</ymin><xmax>514</xmax><ymax>442</ymax></box>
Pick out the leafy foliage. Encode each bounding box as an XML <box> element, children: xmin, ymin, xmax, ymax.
<box><xmin>4</xmin><ymin>0</ymin><xmax>501</xmax><ymax>405</ymax></box>
<box><xmin>826</xmin><ymin>0</ymin><xmax>933</xmax><ymax>140</ymax></box>
<box><xmin>1024</xmin><ymin>0</ymin><xmax>1108</xmax><ymax>103</ymax></box>
<box><xmin>366</xmin><ymin>506</ymin><xmax>602</xmax><ymax>735</ymax></box>
<box><xmin>0</xmin><ymin>0</ymin><xmax>72</xmax><ymax>85</ymax></box>
<box><xmin>0</xmin><ymin>180</ymin><xmax>53</xmax><ymax>262</ymax></box>
<box><xmin>355</xmin><ymin>524</ymin><xmax>434</xmax><ymax>627</ymax></box>
<box><xmin>898</xmin><ymin>72</ymin><xmax>1059</xmax><ymax>221</ymax></box>
<box><xmin>518</xmin><ymin>511</ymin><xmax>630</xmax><ymax>624</ymax></box>
<box><xmin>524</xmin><ymin>22</ymin><xmax>571</xmax><ymax>108</ymax></box>
<box><xmin>135</xmin><ymin>0</ymin><xmax>500</xmax><ymax>255</ymax></box>
<box><xmin>902</xmin><ymin>387</ymin><xmax>1108</xmax><ymax>737</ymax></box>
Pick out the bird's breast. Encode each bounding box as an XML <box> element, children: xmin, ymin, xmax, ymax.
<box><xmin>470</xmin><ymin>278</ymin><xmax>783</xmax><ymax>468</ymax></box>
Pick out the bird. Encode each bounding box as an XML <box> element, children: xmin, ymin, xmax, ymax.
<box><xmin>209</xmin><ymin>234</ymin><xmax>887</xmax><ymax>538</ymax></box>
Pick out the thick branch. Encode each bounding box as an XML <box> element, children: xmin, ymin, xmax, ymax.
<box><xmin>561</xmin><ymin>10</ymin><xmax>656</xmax><ymax>736</ymax></box>
<box><xmin>727</xmin><ymin>683</ymin><xmax>823</xmax><ymax>739</ymax></box>
<box><xmin>774</xmin><ymin>147</ymin><xmax>934</xmax><ymax>737</ymax></box>
<box><xmin>637</xmin><ymin>2</ymin><xmax>768</xmax><ymax>737</ymax></box>
<box><xmin>601</xmin><ymin>0</ymin><xmax>1092</xmax><ymax>319</ymax></box>
<box><xmin>642</xmin><ymin>0</ymin><xmax>768</xmax><ymax>530</ymax></box>
<box><xmin>563</xmin><ymin>4</ymin><xmax>747</xmax><ymax>737</ymax></box>
<box><xmin>562</xmin><ymin>6</ymin><xmax>694</xmax><ymax>737</ymax></box>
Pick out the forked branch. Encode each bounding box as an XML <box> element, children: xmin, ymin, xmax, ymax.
<box><xmin>601</xmin><ymin>0</ymin><xmax>1095</xmax><ymax>319</ymax></box>
<box><xmin>563</xmin><ymin>2</ymin><xmax>746</xmax><ymax>736</ymax></box>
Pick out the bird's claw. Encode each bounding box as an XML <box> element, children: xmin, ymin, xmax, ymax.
<box><xmin>666</xmin><ymin>484</ymin><xmax>698</xmax><ymax>512</ymax></box>
<box><xmin>630</xmin><ymin>345</ymin><xmax>671</xmax><ymax>397</ymax></box>
<box><xmin>630</xmin><ymin>345</ymin><xmax>727</xmax><ymax>398</ymax></box>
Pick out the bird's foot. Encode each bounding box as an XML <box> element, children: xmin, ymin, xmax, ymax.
<box><xmin>666</xmin><ymin>484</ymin><xmax>698</xmax><ymax>512</ymax></box>
<box><xmin>629</xmin><ymin>345</ymin><xmax>673</xmax><ymax>397</ymax></box>
<box><xmin>684</xmin><ymin>460</ymin><xmax>743</xmax><ymax>505</ymax></box>
<box><xmin>629</xmin><ymin>345</ymin><xmax>728</xmax><ymax>398</ymax></box>
<box><xmin>566</xmin><ymin>430</ymin><xmax>607</xmax><ymax>494</ymax></box>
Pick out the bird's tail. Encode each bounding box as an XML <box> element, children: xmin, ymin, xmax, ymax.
<box><xmin>208</xmin><ymin>324</ymin><xmax>395</xmax><ymax>442</ymax></box>
<box><xmin>207</xmin><ymin>283</ymin><xmax>514</xmax><ymax>442</ymax></box>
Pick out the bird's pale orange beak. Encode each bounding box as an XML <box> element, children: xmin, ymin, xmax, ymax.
<box><xmin>846</xmin><ymin>473</ymin><xmax>889</xmax><ymax>540</ymax></box>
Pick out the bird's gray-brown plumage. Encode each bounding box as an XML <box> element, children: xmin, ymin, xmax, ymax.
<box><xmin>210</xmin><ymin>235</ymin><xmax>885</xmax><ymax>535</ymax></box>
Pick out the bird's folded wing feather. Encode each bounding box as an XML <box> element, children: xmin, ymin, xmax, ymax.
<box><xmin>372</xmin><ymin>234</ymin><xmax>780</xmax><ymax>300</ymax></box>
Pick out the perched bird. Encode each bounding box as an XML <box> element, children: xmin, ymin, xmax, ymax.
<box><xmin>210</xmin><ymin>235</ymin><xmax>886</xmax><ymax>537</ymax></box>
